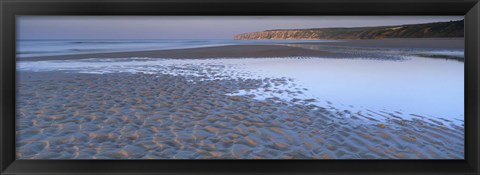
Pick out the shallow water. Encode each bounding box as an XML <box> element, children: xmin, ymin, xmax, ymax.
<box><xmin>230</xmin><ymin>57</ymin><xmax>464</xmax><ymax>122</ymax></box>
<box><xmin>18</xmin><ymin>55</ymin><xmax>464</xmax><ymax>123</ymax></box>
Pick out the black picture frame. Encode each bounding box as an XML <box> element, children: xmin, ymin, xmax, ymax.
<box><xmin>1</xmin><ymin>0</ymin><xmax>479</xmax><ymax>174</ymax></box>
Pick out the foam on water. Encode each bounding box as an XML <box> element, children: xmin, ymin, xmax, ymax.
<box><xmin>17</xmin><ymin>56</ymin><xmax>464</xmax><ymax>125</ymax></box>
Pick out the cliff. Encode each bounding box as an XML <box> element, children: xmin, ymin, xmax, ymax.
<box><xmin>234</xmin><ymin>20</ymin><xmax>464</xmax><ymax>40</ymax></box>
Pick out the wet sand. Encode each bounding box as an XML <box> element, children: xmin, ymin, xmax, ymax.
<box><xmin>16</xmin><ymin>70</ymin><xmax>464</xmax><ymax>159</ymax></box>
<box><xmin>18</xmin><ymin>38</ymin><xmax>463</xmax><ymax>61</ymax></box>
<box><xmin>292</xmin><ymin>38</ymin><xmax>464</xmax><ymax>49</ymax></box>
<box><xmin>17</xmin><ymin>45</ymin><xmax>342</xmax><ymax>61</ymax></box>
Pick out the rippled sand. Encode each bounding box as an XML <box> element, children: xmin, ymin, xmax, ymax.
<box><xmin>16</xmin><ymin>70</ymin><xmax>464</xmax><ymax>159</ymax></box>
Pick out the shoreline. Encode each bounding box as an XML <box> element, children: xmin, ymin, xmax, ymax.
<box><xmin>18</xmin><ymin>38</ymin><xmax>464</xmax><ymax>61</ymax></box>
<box><xmin>17</xmin><ymin>45</ymin><xmax>343</xmax><ymax>61</ymax></box>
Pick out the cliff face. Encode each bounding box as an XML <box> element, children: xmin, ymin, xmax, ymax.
<box><xmin>234</xmin><ymin>20</ymin><xmax>464</xmax><ymax>40</ymax></box>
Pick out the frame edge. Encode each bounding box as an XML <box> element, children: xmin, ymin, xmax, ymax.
<box><xmin>1</xmin><ymin>0</ymin><xmax>480</xmax><ymax>175</ymax></box>
<box><xmin>465</xmin><ymin>2</ymin><xmax>480</xmax><ymax>173</ymax></box>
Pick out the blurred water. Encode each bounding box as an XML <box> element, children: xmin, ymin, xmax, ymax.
<box><xmin>232</xmin><ymin>56</ymin><xmax>464</xmax><ymax>122</ymax></box>
<box><xmin>17</xmin><ymin>39</ymin><xmax>337</xmax><ymax>58</ymax></box>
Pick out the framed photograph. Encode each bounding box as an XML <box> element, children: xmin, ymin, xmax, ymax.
<box><xmin>1</xmin><ymin>0</ymin><xmax>479</xmax><ymax>174</ymax></box>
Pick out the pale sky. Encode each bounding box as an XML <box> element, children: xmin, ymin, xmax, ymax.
<box><xmin>17</xmin><ymin>16</ymin><xmax>464</xmax><ymax>40</ymax></box>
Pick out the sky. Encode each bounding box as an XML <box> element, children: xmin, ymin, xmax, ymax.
<box><xmin>17</xmin><ymin>16</ymin><xmax>464</xmax><ymax>40</ymax></box>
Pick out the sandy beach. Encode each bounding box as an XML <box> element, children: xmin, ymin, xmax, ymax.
<box><xmin>17</xmin><ymin>38</ymin><xmax>464</xmax><ymax>61</ymax></box>
<box><xmin>16</xmin><ymin>71</ymin><xmax>464</xmax><ymax>159</ymax></box>
<box><xmin>292</xmin><ymin>38</ymin><xmax>465</xmax><ymax>49</ymax></box>
<box><xmin>15</xmin><ymin>38</ymin><xmax>465</xmax><ymax>159</ymax></box>
<box><xmin>17</xmin><ymin>45</ymin><xmax>341</xmax><ymax>61</ymax></box>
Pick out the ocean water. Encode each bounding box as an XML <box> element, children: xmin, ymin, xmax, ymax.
<box><xmin>16</xmin><ymin>39</ymin><xmax>337</xmax><ymax>58</ymax></box>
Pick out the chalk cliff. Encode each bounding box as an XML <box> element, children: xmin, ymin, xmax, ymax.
<box><xmin>234</xmin><ymin>20</ymin><xmax>464</xmax><ymax>40</ymax></box>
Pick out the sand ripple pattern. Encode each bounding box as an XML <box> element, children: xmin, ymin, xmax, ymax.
<box><xmin>16</xmin><ymin>61</ymin><xmax>464</xmax><ymax>159</ymax></box>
